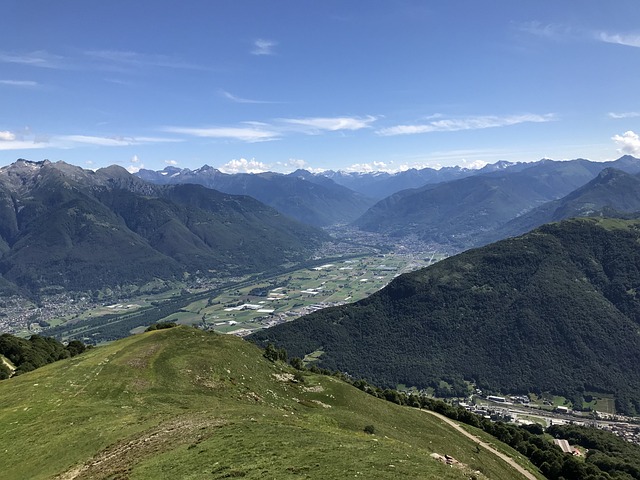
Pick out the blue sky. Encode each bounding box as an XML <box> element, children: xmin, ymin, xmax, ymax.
<box><xmin>1</xmin><ymin>0</ymin><xmax>640</xmax><ymax>174</ymax></box>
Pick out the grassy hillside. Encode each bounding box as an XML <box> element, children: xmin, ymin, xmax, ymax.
<box><xmin>0</xmin><ymin>327</ymin><xmax>540</xmax><ymax>479</ymax></box>
<box><xmin>252</xmin><ymin>217</ymin><xmax>640</xmax><ymax>414</ymax></box>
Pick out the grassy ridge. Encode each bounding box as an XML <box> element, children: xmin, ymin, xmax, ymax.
<box><xmin>0</xmin><ymin>327</ymin><xmax>539</xmax><ymax>479</ymax></box>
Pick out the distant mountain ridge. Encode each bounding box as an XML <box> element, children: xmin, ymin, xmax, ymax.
<box><xmin>0</xmin><ymin>160</ymin><xmax>325</xmax><ymax>297</ymax></box>
<box><xmin>483</xmin><ymin>167</ymin><xmax>640</xmax><ymax>243</ymax></box>
<box><xmin>136</xmin><ymin>166</ymin><xmax>375</xmax><ymax>227</ymax></box>
<box><xmin>353</xmin><ymin>155</ymin><xmax>640</xmax><ymax>250</ymax></box>
<box><xmin>318</xmin><ymin>160</ymin><xmax>532</xmax><ymax>199</ymax></box>
<box><xmin>251</xmin><ymin>216</ymin><xmax>640</xmax><ymax>414</ymax></box>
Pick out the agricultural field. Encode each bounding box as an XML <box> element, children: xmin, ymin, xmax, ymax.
<box><xmin>33</xmin><ymin>251</ymin><xmax>442</xmax><ymax>344</ymax></box>
<box><xmin>163</xmin><ymin>253</ymin><xmax>443</xmax><ymax>336</ymax></box>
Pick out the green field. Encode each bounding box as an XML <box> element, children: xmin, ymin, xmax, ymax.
<box><xmin>175</xmin><ymin>253</ymin><xmax>441</xmax><ymax>335</ymax></box>
<box><xmin>38</xmin><ymin>252</ymin><xmax>442</xmax><ymax>344</ymax></box>
<box><xmin>582</xmin><ymin>392</ymin><xmax>616</xmax><ymax>415</ymax></box>
<box><xmin>0</xmin><ymin>327</ymin><xmax>540</xmax><ymax>479</ymax></box>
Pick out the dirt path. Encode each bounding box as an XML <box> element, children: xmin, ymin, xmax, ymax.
<box><xmin>421</xmin><ymin>409</ymin><xmax>539</xmax><ymax>480</ymax></box>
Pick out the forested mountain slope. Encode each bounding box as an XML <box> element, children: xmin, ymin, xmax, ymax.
<box><xmin>137</xmin><ymin>165</ymin><xmax>374</xmax><ymax>227</ymax></box>
<box><xmin>353</xmin><ymin>156</ymin><xmax>640</xmax><ymax>250</ymax></box>
<box><xmin>484</xmin><ymin>168</ymin><xmax>640</xmax><ymax>243</ymax></box>
<box><xmin>252</xmin><ymin>217</ymin><xmax>640</xmax><ymax>414</ymax></box>
<box><xmin>0</xmin><ymin>160</ymin><xmax>325</xmax><ymax>297</ymax></box>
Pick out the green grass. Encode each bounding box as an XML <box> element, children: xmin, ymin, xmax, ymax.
<box><xmin>0</xmin><ymin>327</ymin><xmax>539</xmax><ymax>479</ymax></box>
<box><xmin>582</xmin><ymin>392</ymin><xmax>616</xmax><ymax>414</ymax></box>
<box><xmin>186</xmin><ymin>253</ymin><xmax>435</xmax><ymax>334</ymax></box>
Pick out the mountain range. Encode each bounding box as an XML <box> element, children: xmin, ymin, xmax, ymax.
<box><xmin>354</xmin><ymin>155</ymin><xmax>640</xmax><ymax>249</ymax></box>
<box><xmin>137</xmin><ymin>156</ymin><xmax>640</xmax><ymax>254</ymax></box>
<box><xmin>251</xmin><ymin>216</ymin><xmax>640</xmax><ymax>414</ymax></box>
<box><xmin>484</xmin><ymin>167</ymin><xmax>640</xmax><ymax>244</ymax></box>
<box><xmin>317</xmin><ymin>160</ymin><xmax>533</xmax><ymax>200</ymax></box>
<box><xmin>0</xmin><ymin>160</ymin><xmax>325</xmax><ymax>298</ymax></box>
<box><xmin>136</xmin><ymin>165</ymin><xmax>374</xmax><ymax>227</ymax></box>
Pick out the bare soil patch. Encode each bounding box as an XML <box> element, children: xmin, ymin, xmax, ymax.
<box><xmin>55</xmin><ymin>415</ymin><xmax>227</xmax><ymax>480</ymax></box>
<box><xmin>123</xmin><ymin>343</ymin><xmax>162</xmax><ymax>369</ymax></box>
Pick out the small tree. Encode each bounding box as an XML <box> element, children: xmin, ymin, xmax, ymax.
<box><xmin>290</xmin><ymin>357</ymin><xmax>304</xmax><ymax>370</ymax></box>
<box><xmin>364</xmin><ymin>425</ymin><xmax>376</xmax><ymax>435</ymax></box>
<box><xmin>264</xmin><ymin>343</ymin><xmax>279</xmax><ymax>362</ymax></box>
<box><xmin>264</xmin><ymin>343</ymin><xmax>287</xmax><ymax>363</ymax></box>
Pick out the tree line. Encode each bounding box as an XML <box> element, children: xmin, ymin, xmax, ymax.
<box><xmin>0</xmin><ymin>333</ymin><xmax>87</xmax><ymax>379</ymax></box>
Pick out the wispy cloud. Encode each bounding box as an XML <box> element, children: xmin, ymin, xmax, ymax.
<box><xmin>613</xmin><ymin>130</ymin><xmax>640</xmax><ymax>156</ymax></box>
<box><xmin>163</xmin><ymin>125</ymin><xmax>280</xmax><ymax>143</ymax></box>
<box><xmin>219</xmin><ymin>89</ymin><xmax>276</xmax><ymax>104</ymax></box>
<box><xmin>164</xmin><ymin>115</ymin><xmax>376</xmax><ymax>143</ymax></box>
<box><xmin>0</xmin><ymin>50</ymin><xmax>66</xmax><ymax>68</ymax></box>
<box><xmin>516</xmin><ymin>21</ymin><xmax>576</xmax><ymax>41</ymax></box>
<box><xmin>219</xmin><ymin>158</ymin><xmax>270</xmax><ymax>174</ymax></box>
<box><xmin>0</xmin><ymin>79</ymin><xmax>39</xmax><ymax>87</ymax></box>
<box><xmin>280</xmin><ymin>115</ymin><xmax>377</xmax><ymax>133</ymax></box>
<box><xmin>58</xmin><ymin>134</ymin><xmax>181</xmax><ymax>147</ymax></box>
<box><xmin>252</xmin><ymin>39</ymin><xmax>277</xmax><ymax>55</ymax></box>
<box><xmin>377</xmin><ymin>113</ymin><xmax>555</xmax><ymax>136</ymax></box>
<box><xmin>59</xmin><ymin>135</ymin><xmax>138</xmax><ymax>147</ymax></box>
<box><xmin>599</xmin><ymin>32</ymin><xmax>640</xmax><ymax>48</ymax></box>
<box><xmin>0</xmin><ymin>129</ymin><xmax>182</xmax><ymax>151</ymax></box>
<box><xmin>0</xmin><ymin>129</ymin><xmax>48</xmax><ymax>151</ymax></box>
<box><xmin>83</xmin><ymin>50</ymin><xmax>208</xmax><ymax>71</ymax></box>
<box><xmin>0</xmin><ymin>49</ymin><xmax>207</xmax><ymax>73</ymax></box>
<box><xmin>608</xmin><ymin>111</ymin><xmax>640</xmax><ymax>119</ymax></box>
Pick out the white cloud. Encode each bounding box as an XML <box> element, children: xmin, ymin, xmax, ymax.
<box><xmin>284</xmin><ymin>158</ymin><xmax>307</xmax><ymax>170</ymax></box>
<box><xmin>599</xmin><ymin>32</ymin><xmax>640</xmax><ymax>48</ymax></box>
<box><xmin>613</xmin><ymin>130</ymin><xmax>640</xmax><ymax>156</ymax></box>
<box><xmin>0</xmin><ymin>80</ymin><xmax>39</xmax><ymax>87</ymax></box>
<box><xmin>165</xmin><ymin>159</ymin><xmax>178</xmax><ymax>165</ymax></box>
<box><xmin>281</xmin><ymin>115</ymin><xmax>377</xmax><ymax>133</ymax></box>
<box><xmin>125</xmin><ymin>155</ymin><xmax>143</xmax><ymax>173</ymax></box>
<box><xmin>83</xmin><ymin>50</ymin><xmax>207</xmax><ymax>71</ymax></box>
<box><xmin>608</xmin><ymin>111</ymin><xmax>640</xmax><ymax>119</ymax></box>
<box><xmin>0</xmin><ymin>140</ymin><xmax>47</xmax><ymax>151</ymax></box>
<box><xmin>127</xmin><ymin>164</ymin><xmax>143</xmax><ymax>174</ymax></box>
<box><xmin>163</xmin><ymin>125</ymin><xmax>279</xmax><ymax>143</ymax></box>
<box><xmin>346</xmin><ymin>161</ymin><xmax>393</xmax><ymax>173</ymax></box>
<box><xmin>220</xmin><ymin>90</ymin><xmax>275</xmax><ymax>104</ymax></box>
<box><xmin>219</xmin><ymin>158</ymin><xmax>270</xmax><ymax>174</ymax></box>
<box><xmin>0</xmin><ymin>50</ymin><xmax>65</xmax><ymax>68</ymax></box>
<box><xmin>0</xmin><ymin>129</ymin><xmax>181</xmax><ymax>151</ymax></box>
<box><xmin>461</xmin><ymin>159</ymin><xmax>488</xmax><ymax>170</ymax></box>
<box><xmin>377</xmin><ymin>113</ymin><xmax>555</xmax><ymax>136</ymax></box>
<box><xmin>252</xmin><ymin>39</ymin><xmax>277</xmax><ymax>55</ymax></box>
<box><xmin>59</xmin><ymin>135</ymin><xmax>139</xmax><ymax>147</ymax></box>
<box><xmin>0</xmin><ymin>131</ymin><xmax>16</xmax><ymax>141</ymax></box>
<box><xmin>516</xmin><ymin>22</ymin><xmax>576</xmax><ymax>41</ymax></box>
